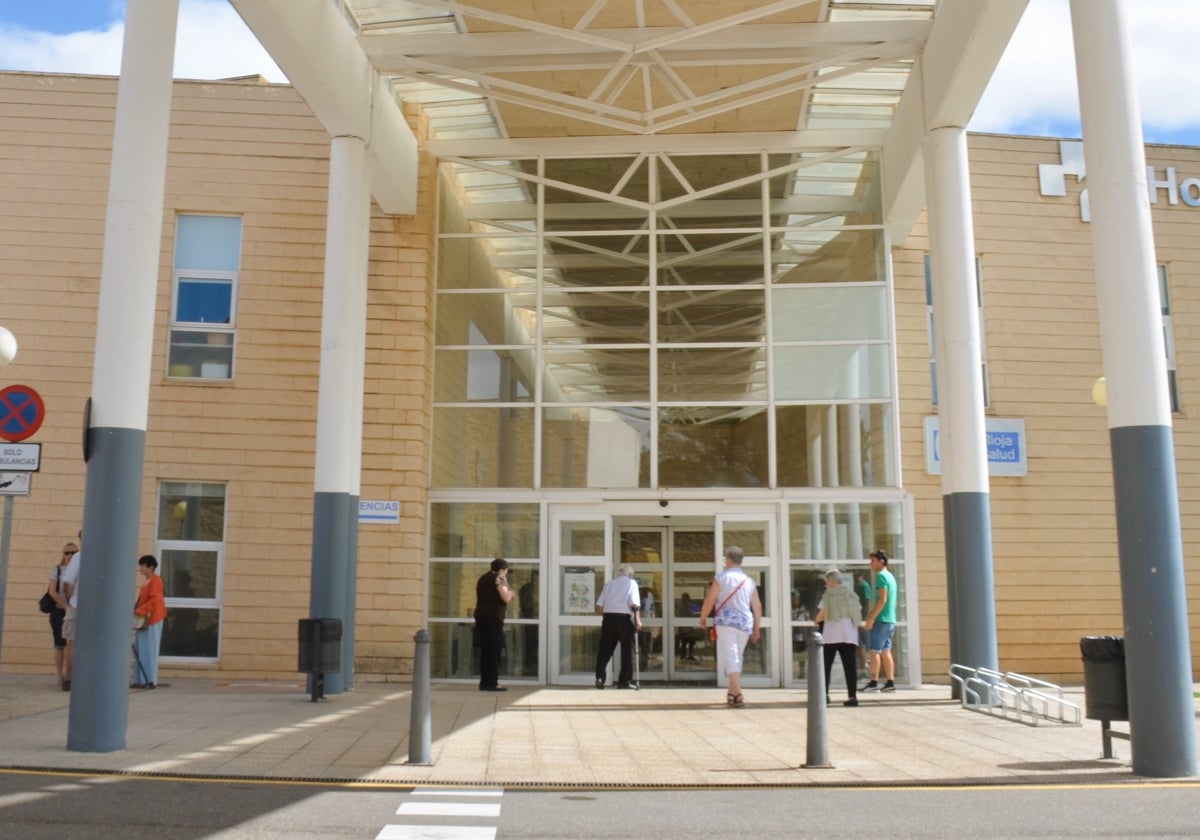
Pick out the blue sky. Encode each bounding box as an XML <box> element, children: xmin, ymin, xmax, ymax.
<box><xmin>1</xmin><ymin>0</ymin><xmax>1198</xmax><ymax>146</ymax></box>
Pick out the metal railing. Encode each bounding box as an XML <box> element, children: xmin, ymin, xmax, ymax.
<box><xmin>949</xmin><ymin>664</ymin><xmax>1082</xmax><ymax>727</ymax></box>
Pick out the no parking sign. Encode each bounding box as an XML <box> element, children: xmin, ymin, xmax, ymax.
<box><xmin>0</xmin><ymin>384</ymin><xmax>45</xmax><ymax>442</ymax></box>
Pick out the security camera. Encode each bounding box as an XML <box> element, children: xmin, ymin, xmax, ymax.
<box><xmin>659</xmin><ymin>499</ymin><xmax>669</xmax><ymax>508</ymax></box>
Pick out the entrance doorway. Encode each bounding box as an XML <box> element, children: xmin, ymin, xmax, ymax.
<box><xmin>618</xmin><ymin>525</ymin><xmax>718</xmax><ymax>683</ymax></box>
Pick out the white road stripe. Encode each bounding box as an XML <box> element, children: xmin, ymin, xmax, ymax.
<box><xmin>397</xmin><ymin>803</ymin><xmax>502</xmax><ymax>817</ymax></box>
<box><xmin>376</xmin><ymin>826</ymin><xmax>497</xmax><ymax>840</ymax></box>
<box><xmin>412</xmin><ymin>788</ymin><xmax>503</xmax><ymax>797</ymax></box>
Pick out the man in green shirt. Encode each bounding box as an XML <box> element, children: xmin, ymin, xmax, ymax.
<box><xmin>862</xmin><ymin>550</ymin><xmax>897</xmax><ymax>692</ymax></box>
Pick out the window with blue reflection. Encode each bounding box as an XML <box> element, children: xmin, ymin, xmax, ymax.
<box><xmin>176</xmin><ymin>278</ymin><xmax>232</xmax><ymax>324</ymax></box>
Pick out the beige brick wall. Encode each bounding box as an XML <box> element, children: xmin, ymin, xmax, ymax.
<box><xmin>896</xmin><ymin>133</ymin><xmax>1200</xmax><ymax>683</ymax></box>
<box><xmin>0</xmin><ymin>73</ymin><xmax>435</xmax><ymax>681</ymax></box>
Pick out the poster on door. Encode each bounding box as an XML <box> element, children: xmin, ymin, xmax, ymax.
<box><xmin>563</xmin><ymin>567</ymin><xmax>596</xmax><ymax>614</ymax></box>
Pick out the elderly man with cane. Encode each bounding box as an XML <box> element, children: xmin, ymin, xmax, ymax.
<box><xmin>594</xmin><ymin>564</ymin><xmax>642</xmax><ymax>689</ymax></box>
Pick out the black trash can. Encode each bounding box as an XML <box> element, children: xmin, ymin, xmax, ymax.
<box><xmin>1080</xmin><ymin>635</ymin><xmax>1128</xmax><ymax>721</ymax></box>
<box><xmin>298</xmin><ymin>618</ymin><xmax>342</xmax><ymax>674</ymax></box>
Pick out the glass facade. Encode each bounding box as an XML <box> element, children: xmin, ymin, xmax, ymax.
<box><xmin>429</xmin><ymin>149</ymin><xmax>909</xmax><ymax>685</ymax></box>
<box><xmin>432</xmin><ymin>150</ymin><xmax>893</xmax><ymax>492</ymax></box>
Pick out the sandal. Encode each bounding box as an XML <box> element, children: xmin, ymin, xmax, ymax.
<box><xmin>729</xmin><ymin>693</ymin><xmax>745</xmax><ymax>707</ymax></box>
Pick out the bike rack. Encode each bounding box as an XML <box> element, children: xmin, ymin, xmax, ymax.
<box><xmin>949</xmin><ymin>664</ymin><xmax>1082</xmax><ymax>727</ymax></box>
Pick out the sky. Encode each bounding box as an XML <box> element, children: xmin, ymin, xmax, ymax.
<box><xmin>0</xmin><ymin>0</ymin><xmax>1198</xmax><ymax>146</ymax></box>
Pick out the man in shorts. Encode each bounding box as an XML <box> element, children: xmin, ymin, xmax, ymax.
<box><xmin>861</xmin><ymin>549</ymin><xmax>897</xmax><ymax>693</ymax></box>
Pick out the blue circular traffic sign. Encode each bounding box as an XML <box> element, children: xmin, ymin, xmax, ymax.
<box><xmin>0</xmin><ymin>384</ymin><xmax>45</xmax><ymax>442</ymax></box>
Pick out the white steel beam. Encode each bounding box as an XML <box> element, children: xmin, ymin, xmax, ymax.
<box><xmin>230</xmin><ymin>0</ymin><xmax>418</xmax><ymax>215</ymax></box>
<box><xmin>881</xmin><ymin>0</ymin><xmax>1029</xmax><ymax>245</ymax></box>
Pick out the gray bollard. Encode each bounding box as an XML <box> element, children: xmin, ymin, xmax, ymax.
<box><xmin>802</xmin><ymin>628</ymin><xmax>832</xmax><ymax>769</ymax></box>
<box><xmin>408</xmin><ymin>629</ymin><xmax>432</xmax><ymax>765</ymax></box>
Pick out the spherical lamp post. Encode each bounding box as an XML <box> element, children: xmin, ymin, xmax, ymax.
<box><xmin>0</xmin><ymin>327</ymin><xmax>16</xmax><ymax>369</ymax></box>
<box><xmin>1091</xmin><ymin>376</ymin><xmax>1107</xmax><ymax>408</ymax></box>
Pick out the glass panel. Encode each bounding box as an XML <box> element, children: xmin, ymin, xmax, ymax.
<box><xmin>437</xmin><ymin>236</ymin><xmax>537</xmax><ymax>291</ymax></box>
<box><xmin>542</xmin><ymin>234</ymin><xmax>652</xmax><ymax>288</ymax></box>
<box><xmin>435</xmin><ymin>292</ymin><xmax>536</xmax><ymax>345</ymax></box>
<box><xmin>776</xmin><ymin>403</ymin><xmax>896</xmax><ymax>488</ymax></box>
<box><xmin>788</xmin><ymin>501</ymin><xmax>904</xmax><ymax>562</ymax></box>
<box><xmin>157</xmin><ymin>483</ymin><xmax>225</xmax><ymax>541</ymax></box>
<box><xmin>542</xmin><ymin>406</ymin><xmax>650</xmax><ymax>489</ymax></box>
<box><xmin>673</xmin><ymin>628</ymin><xmax>716</xmax><ymax>673</ymax></box>
<box><xmin>160</xmin><ymin>608</ymin><xmax>219</xmax><ymax>658</ymax></box>
<box><xmin>427</xmin><ymin>621</ymin><xmax>537</xmax><ymax>681</ymax></box>
<box><xmin>774</xmin><ymin>344</ymin><xmax>890</xmax><ymax>400</ymax></box>
<box><xmin>672</xmin><ymin>531</ymin><xmax>715</xmax><ymax>564</ymax></box>
<box><xmin>658</xmin><ymin>289</ymin><xmax>764</xmax><ymax>343</ymax></box>
<box><xmin>543</xmin><ymin>348</ymin><xmax>650</xmax><ymax>402</ymax></box>
<box><xmin>559</xmin><ymin>521</ymin><xmax>606</xmax><ymax>557</ymax></box>
<box><xmin>722</xmin><ymin>523</ymin><xmax>767</xmax><ymax>557</ymax></box>
<box><xmin>654</xmin><ymin>153</ymin><xmax>763</xmax><ymax>204</ymax></box>
<box><xmin>159</xmin><ymin>549</ymin><xmax>218</xmax><ymax>600</ymax></box>
<box><xmin>658</xmin><ymin>349</ymin><xmax>766</xmax><ymax>401</ymax></box>
<box><xmin>434</xmin><ymin>349</ymin><xmax>535</xmax><ymax>402</ymax></box>
<box><xmin>167</xmin><ymin>330</ymin><xmax>233</xmax><ymax>380</ymax></box>
<box><xmin>431</xmin><ymin>407</ymin><xmax>534</xmax><ymax>488</ymax></box>
<box><xmin>771</xmin><ymin>229</ymin><xmax>883</xmax><ymax>285</ymax></box>
<box><xmin>542</xmin><ymin>290</ymin><xmax>650</xmax><ymax>344</ymax></box>
<box><xmin>176</xmin><ymin>215</ymin><xmax>241</xmax><ymax>271</ymax></box>
<box><xmin>557</xmin><ymin>625</ymin><xmax>603</xmax><ymax>676</ymax></box>
<box><xmin>429</xmin><ymin>560</ymin><xmax>540</xmax><ymax>621</ymax></box>
<box><xmin>658</xmin><ymin>407</ymin><xmax>769</xmax><ymax>488</ymax></box>
<box><xmin>766</xmin><ymin>150</ymin><xmax>880</xmax><ymax>226</ymax></box>
<box><xmin>656</xmin><ymin>232</ymin><xmax>765</xmax><ymax>286</ymax></box>
<box><xmin>620</xmin><ymin>530</ymin><xmax>663</xmax><ymax>565</ymax></box>
<box><xmin>772</xmin><ymin>285</ymin><xmax>887</xmax><ymax>341</ymax></box>
<box><xmin>175</xmin><ymin>278</ymin><xmax>232</xmax><ymax>325</ymax></box>
<box><xmin>428</xmin><ymin>502</ymin><xmax>540</xmax><ymax>559</ymax></box>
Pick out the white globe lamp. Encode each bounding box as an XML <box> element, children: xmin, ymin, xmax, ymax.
<box><xmin>1091</xmin><ymin>376</ymin><xmax>1107</xmax><ymax>408</ymax></box>
<box><xmin>0</xmin><ymin>327</ymin><xmax>16</xmax><ymax>368</ymax></box>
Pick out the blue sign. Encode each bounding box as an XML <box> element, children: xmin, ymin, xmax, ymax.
<box><xmin>924</xmin><ymin>417</ymin><xmax>1027</xmax><ymax>477</ymax></box>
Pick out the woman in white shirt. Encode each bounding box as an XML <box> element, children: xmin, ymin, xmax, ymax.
<box><xmin>699</xmin><ymin>546</ymin><xmax>762</xmax><ymax>707</ymax></box>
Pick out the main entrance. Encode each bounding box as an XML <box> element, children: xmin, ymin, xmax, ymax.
<box><xmin>618</xmin><ymin>525</ymin><xmax>717</xmax><ymax>683</ymax></box>
<box><xmin>547</xmin><ymin>505</ymin><xmax>777</xmax><ymax>687</ymax></box>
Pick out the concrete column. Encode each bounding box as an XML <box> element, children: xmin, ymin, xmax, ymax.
<box><xmin>923</xmin><ymin>126</ymin><xmax>998</xmax><ymax>684</ymax></box>
<box><xmin>67</xmin><ymin>0</ymin><xmax>179</xmax><ymax>753</ymax></box>
<box><xmin>1070</xmin><ymin>0</ymin><xmax>1197</xmax><ymax>778</ymax></box>
<box><xmin>311</xmin><ymin>135</ymin><xmax>371</xmax><ymax>695</ymax></box>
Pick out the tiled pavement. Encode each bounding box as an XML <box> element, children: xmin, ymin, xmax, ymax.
<box><xmin>0</xmin><ymin>674</ymin><xmax>1193</xmax><ymax>787</ymax></box>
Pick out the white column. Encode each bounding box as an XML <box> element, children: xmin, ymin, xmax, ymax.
<box><xmin>1070</xmin><ymin>0</ymin><xmax>1196</xmax><ymax>779</ymax></box>
<box><xmin>69</xmin><ymin>0</ymin><xmax>179</xmax><ymax>754</ymax></box>
<box><xmin>924</xmin><ymin>125</ymin><xmax>997</xmax><ymax>682</ymax></box>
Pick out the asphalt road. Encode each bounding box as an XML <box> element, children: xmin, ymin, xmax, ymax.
<box><xmin>1</xmin><ymin>770</ymin><xmax>1197</xmax><ymax>839</ymax></box>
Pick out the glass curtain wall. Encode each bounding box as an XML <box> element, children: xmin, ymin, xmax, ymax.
<box><xmin>432</xmin><ymin>149</ymin><xmax>893</xmax><ymax>491</ymax></box>
<box><xmin>429</xmin><ymin>149</ymin><xmax>902</xmax><ymax>682</ymax></box>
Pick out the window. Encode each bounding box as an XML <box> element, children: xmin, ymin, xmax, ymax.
<box><xmin>1160</xmin><ymin>265</ymin><xmax>1180</xmax><ymax>412</ymax></box>
<box><xmin>925</xmin><ymin>255</ymin><xmax>988</xmax><ymax>407</ymax></box>
<box><xmin>155</xmin><ymin>482</ymin><xmax>225</xmax><ymax>660</ymax></box>
<box><xmin>168</xmin><ymin>215</ymin><xmax>241</xmax><ymax>380</ymax></box>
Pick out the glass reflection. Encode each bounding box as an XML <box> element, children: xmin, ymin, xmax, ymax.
<box><xmin>776</xmin><ymin>404</ymin><xmax>895</xmax><ymax>488</ymax></box>
<box><xmin>658</xmin><ymin>407</ymin><xmax>769</xmax><ymax>488</ymax></box>
<box><xmin>542</xmin><ymin>406</ymin><xmax>650</xmax><ymax>488</ymax></box>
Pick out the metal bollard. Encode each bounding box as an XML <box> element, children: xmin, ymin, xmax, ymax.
<box><xmin>802</xmin><ymin>628</ymin><xmax>832</xmax><ymax>769</ymax></box>
<box><xmin>408</xmin><ymin>629</ymin><xmax>432</xmax><ymax>765</ymax></box>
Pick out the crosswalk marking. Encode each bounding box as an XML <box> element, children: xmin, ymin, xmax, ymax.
<box><xmin>376</xmin><ymin>827</ymin><xmax>497</xmax><ymax>840</ymax></box>
<box><xmin>411</xmin><ymin>788</ymin><xmax>503</xmax><ymax>797</ymax></box>
<box><xmin>397</xmin><ymin>803</ymin><xmax>502</xmax><ymax>817</ymax></box>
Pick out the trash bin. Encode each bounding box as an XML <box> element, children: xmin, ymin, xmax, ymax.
<box><xmin>298</xmin><ymin>618</ymin><xmax>342</xmax><ymax>674</ymax></box>
<box><xmin>1080</xmin><ymin>635</ymin><xmax>1127</xmax><ymax>721</ymax></box>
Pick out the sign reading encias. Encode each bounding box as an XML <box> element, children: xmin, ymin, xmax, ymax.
<box><xmin>359</xmin><ymin>499</ymin><xmax>400</xmax><ymax>525</ymax></box>
<box><xmin>923</xmin><ymin>417</ymin><xmax>1027</xmax><ymax>477</ymax></box>
<box><xmin>1038</xmin><ymin>139</ymin><xmax>1200</xmax><ymax>222</ymax></box>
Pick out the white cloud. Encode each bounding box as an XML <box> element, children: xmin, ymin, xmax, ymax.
<box><xmin>972</xmin><ymin>0</ymin><xmax>1200</xmax><ymax>143</ymax></box>
<box><xmin>0</xmin><ymin>0</ymin><xmax>284</xmax><ymax>82</ymax></box>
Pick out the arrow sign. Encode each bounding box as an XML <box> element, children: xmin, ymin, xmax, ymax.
<box><xmin>0</xmin><ymin>384</ymin><xmax>45</xmax><ymax>442</ymax></box>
